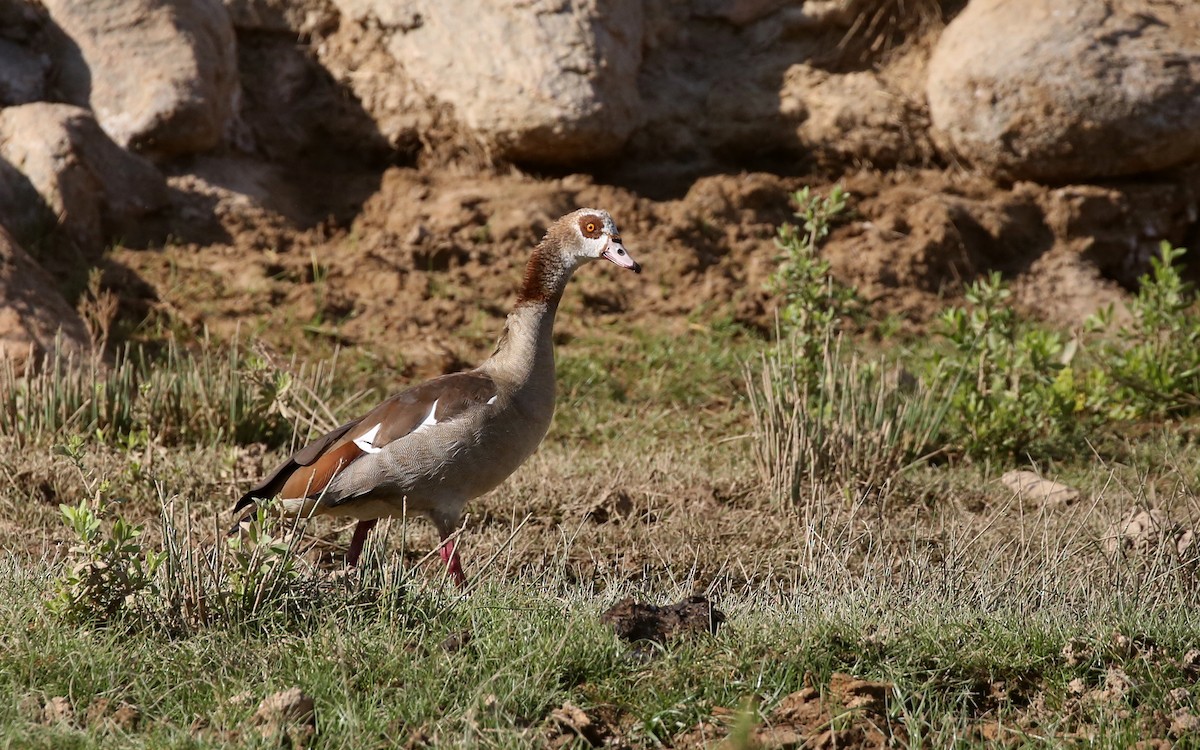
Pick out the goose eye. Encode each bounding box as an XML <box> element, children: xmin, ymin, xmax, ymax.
<box><xmin>585</xmin><ymin>222</ymin><xmax>596</xmax><ymax>234</ymax></box>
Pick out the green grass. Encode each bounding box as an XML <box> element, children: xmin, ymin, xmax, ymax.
<box><xmin>2</xmin><ymin>534</ymin><xmax>1198</xmax><ymax>748</ymax></box>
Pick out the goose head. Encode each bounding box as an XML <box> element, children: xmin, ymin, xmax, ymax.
<box><xmin>564</xmin><ymin>208</ymin><xmax>641</xmax><ymax>273</ymax></box>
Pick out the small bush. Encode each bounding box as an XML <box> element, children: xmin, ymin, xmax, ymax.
<box><xmin>935</xmin><ymin>272</ymin><xmax>1088</xmax><ymax>459</ymax></box>
<box><xmin>768</xmin><ymin>185</ymin><xmax>860</xmax><ymax>359</ymax></box>
<box><xmin>752</xmin><ymin>187</ymin><xmax>946</xmax><ymax>501</ymax></box>
<box><xmin>49</xmin><ymin>436</ymin><xmax>165</xmax><ymax>624</ymax></box>
<box><xmin>1088</xmin><ymin>242</ymin><xmax>1200</xmax><ymax>418</ymax></box>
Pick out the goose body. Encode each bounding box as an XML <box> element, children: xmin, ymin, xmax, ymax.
<box><xmin>233</xmin><ymin>209</ymin><xmax>640</xmax><ymax>584</ymax></box>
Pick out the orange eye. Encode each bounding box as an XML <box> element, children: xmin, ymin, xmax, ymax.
<box><xmin>585</xmin><ymin>222</ymin><xmax>596</xmax><ymax>233</ymax></box>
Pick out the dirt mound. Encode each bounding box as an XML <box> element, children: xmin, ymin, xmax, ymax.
<box><xmin>674</xmin><ymin>673</ymin><xmax>904</xmax><ymax>749</ymax></box>
<box><xmin>113</xmin><ymin>160</ymin><xmax>1176</xmax><ymax>378</ymax></box>
<box><xmin>600</xmin><ymin>595</ymin><xmax>725</xmax><ymax>645</ymax></box>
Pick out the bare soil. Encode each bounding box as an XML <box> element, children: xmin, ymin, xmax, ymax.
<box><xmin>108</xmin><ymin>161</ymin><xmax>1142</xmax><ymax>381</ymax></box>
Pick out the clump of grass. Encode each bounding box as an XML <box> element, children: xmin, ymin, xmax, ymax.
<box><xmin>0</xmin><ymin>337</ymin><xmax>359</xmax><ymax>449</ymax></box>
<box><xmin>753</xmin><ymin>186</ymin><xmax>945</xmax><ymax>500</ymax></box>
<box><xmin>746</xmin><ymin>333</ymin><xmax>949</xmax><ymax>504</ymax></box>
<box><xmin>46</xmin><ymin>434</ymin><xmax>409</xmax><ymax>633</ymax></box>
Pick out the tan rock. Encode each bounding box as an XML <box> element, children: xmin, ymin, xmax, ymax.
<box><xmin>0</xmin><ymin>103</ymin><xmax>167</xmax><ymax>256</ymax></box>
<box><xmin>927</xmin><ymin>0</ymin><xmax>1200</xmax><ymax>181</ymax></box>
<box><xmin>1001</xmin><ymin>470</ymin><xmax>1080</xmax><ymax>506</ymax></box>
<box><xmin>332</xmin><ymin>0</ymin><xmax>643</xmax><ymax>165</ymax></box>
<box><xmin>1103</xmin><ymin>507</ymin><xmax>1198</xmax><ymax>561</ymax></box>
<box><xmin>784</xmin><ymin>63</ymin><xmax>931</xmax><ymax>169</ymax></box>
<box><xmin>250</xmin><ymin>687</ymin><xmax>316</xmax><ymax>745</ymax></box>
<box><xmin>43</xmin><ymin>0</ymin><xmax>238</xmax><ymax>159</ymax></box>
<box><xmin>42</xmin><ymin>696</ymin><xmax>75</xmax><ymax>725</ymax></box>
<box><xmin>0</xmin><ymin>227</ymin><xmax>90</xmax><ymax>371</ymax></box>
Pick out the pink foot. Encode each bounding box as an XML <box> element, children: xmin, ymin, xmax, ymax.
<box><xmin>438</xmin><ymin>537</ymin><xmax>467</xmax><ymax>587</ymax></box>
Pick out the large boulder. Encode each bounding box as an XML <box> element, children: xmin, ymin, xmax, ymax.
<box><xmin>0</xmin><ymin>103</ymin><xmax>168</xmax><ymax>257</ymax></box>
<box><xmin>927</xmin><ymin>0</ymin><xmax>1200</xmax><ymax>182</ymax></box>
<box><xmin>332</xmin><ymin>0</ymin><xmax>643</xmax><ymax>166</ymax></box>
<box><xmin>42</xmin><ymin>0</ymin><xmax>238</xmax><ymax>160</ymax></box>
<box><xmin>0</xmin><ymin>227</ymin><xmax>90</xmax><ymax>371</ymax></box>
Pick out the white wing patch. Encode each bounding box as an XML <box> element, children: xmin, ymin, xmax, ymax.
<box><xmin>487</xmin><ymin>395</ymin><xmax>497</xmax><ymax>405</ymax></box>
<box><xmin>353</xmin><ymin>423</ymin><xmax>384</xmax><ymax>454</ymax></box>
<box><xmin>411</xmin><ymin>398</ymin><xmax>440</xmax><ymax>435</ymax></box>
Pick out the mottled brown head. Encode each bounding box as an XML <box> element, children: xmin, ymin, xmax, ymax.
<box><xmin>517</xmin><ymin>208</ymin><xmax>641</xmax><ymax>305</ymax></box>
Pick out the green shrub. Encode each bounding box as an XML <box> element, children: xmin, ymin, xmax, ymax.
<box><xmin>768</xmin><ymin>185</ymin><xmax>859</xmax><ymax>359</ymax></box>
<box><xmin>1088</xmin><ymin>242</ymin><xmax>1200</xmax><ymax>418</ymax></box>
<box><xmin>751</xmin><ymin>186</ymin><xmax>948</xmax><ymax>501</ymax></box>
<box><xmin>48</xmin><ymin>437</ymin><xmax>373</xmax><ymax>633</ymax></box>
<box><xmin>49</xmin><ymin>436</ymin><xmax>165</xmax><ymax>624</ymax></box>
<box><xmin>935</xmin><ymin>272</ymin><xmax>1088</xmax><ymax>459</ymax></box>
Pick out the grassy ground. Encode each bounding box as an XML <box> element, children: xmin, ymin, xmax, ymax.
<box><xmin>2</xmin><ymin>313</ymin><xmax>1200</xmax><ymax>747</ymax></box>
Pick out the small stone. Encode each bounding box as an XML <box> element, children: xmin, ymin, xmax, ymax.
<box><xmin>1104</xmin><ymin>667</ymin><xmax>1132</xmax><ymax>698</ymax></box>
<box><xmin>1001</xmin><ymin>470</ymin><xmax>1079</xmax><ymax>506</ymax></box>
<box><xmin>1182</xmin><ymin>649</ymin><xmax>1200</xmax><ymax>673</ymax></box>
<box><xmin>85</xmin><ymin>698</ymin><xmax>112</xmax><ymax>726</ymax></box>
<box><xmin>42</xmin><ymin>696</ymin><xmax>74</xmax><ymax>725</ymax></box>
<box><xmin>111</xmin><ymin>703</ymin><xmax>141</xmax><ymax>731</ymax></box>
<box><xmin>1171</xmin><ymin>708</ymin><xmax>1200</xmax><ymax>736</ymax></box>
<box><xmin>250</xmin><ymin>687</ymin><xmax>316</xmax><ymax>745</ymax></box>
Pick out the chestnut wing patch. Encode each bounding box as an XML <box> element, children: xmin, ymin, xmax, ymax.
<box><xmin>233</xmin><ymin>417</ymin><xmax>361</xmax><ymax>516</ymax></box>
<box><xmin>233</xmin><ymin>372</ymin><xmax>499</xmax><ymax>515</ymax></box>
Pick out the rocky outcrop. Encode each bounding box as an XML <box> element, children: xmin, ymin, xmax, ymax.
<box><xmin>0</xmin><ymin>228</ymin><xmax>90</xmax><ymax>371</ymax></box>
<box><xmin>927</xmin><ymin>0</ymin><xmax>1200</xmax><ymax>182</ymax></box>
<box><xmin>42</xmin><ymin>0</ymin><xmax>239</xmax><ymax>160</ymax></box>
<box><xmin>330</xmin><ymin>0</ymin><xmax>643</xmax><ymax>166</ymax></box>
<box><xmin>0</xmin><ymin>103</ymin><xmax>168</xmax><ymax>256</ymax></box>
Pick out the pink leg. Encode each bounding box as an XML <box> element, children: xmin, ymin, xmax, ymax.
<box><xmin>438</xmin><ymin>535</ymin><xmax>467</xmax><ymax>587</ymax></box>
<box><xmin>345</xmin><ymin>519</ymin><xmax>378</xmax><ymax>567</ymax></box>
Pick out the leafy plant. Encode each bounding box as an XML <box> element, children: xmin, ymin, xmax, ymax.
<box><xmin>223</xmin><ymin>507</ymin><xmax>305</xmax><ymax>616</ymax></box>
<box><xmin>936</xmin><ymin>272</ymin><xmax>1085</xmax><ymax>459</ymax></box>
<box><xmin>768</xmin><ymin>185</ymin><xmax>859</xmax><ymax>359</ymax></box>
<box><xmin>1088</xmin><ymin>242</ymin><xmax>1200</xmax><ymax>418</ymax></box>
<box><xmin>50</xmin><ymin>436</ymin><xmax>165</xmax><ymax>624</ymax></box>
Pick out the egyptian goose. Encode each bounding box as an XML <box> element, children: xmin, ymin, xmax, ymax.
<box><xmin>233</xmin><ymin>209</ymin><xmax>641</xmax><ymax>585</ymax></box>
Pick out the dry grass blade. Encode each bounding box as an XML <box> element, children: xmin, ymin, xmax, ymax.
<box><xmin>0</xmin><ymin>336</ymin><xmax>348</xmax><ymax>449</ymax></box>
<box><xmin>745</xmin><ymin>333</ymin><xmax>950</xmax><ymax>507</ymax></box>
